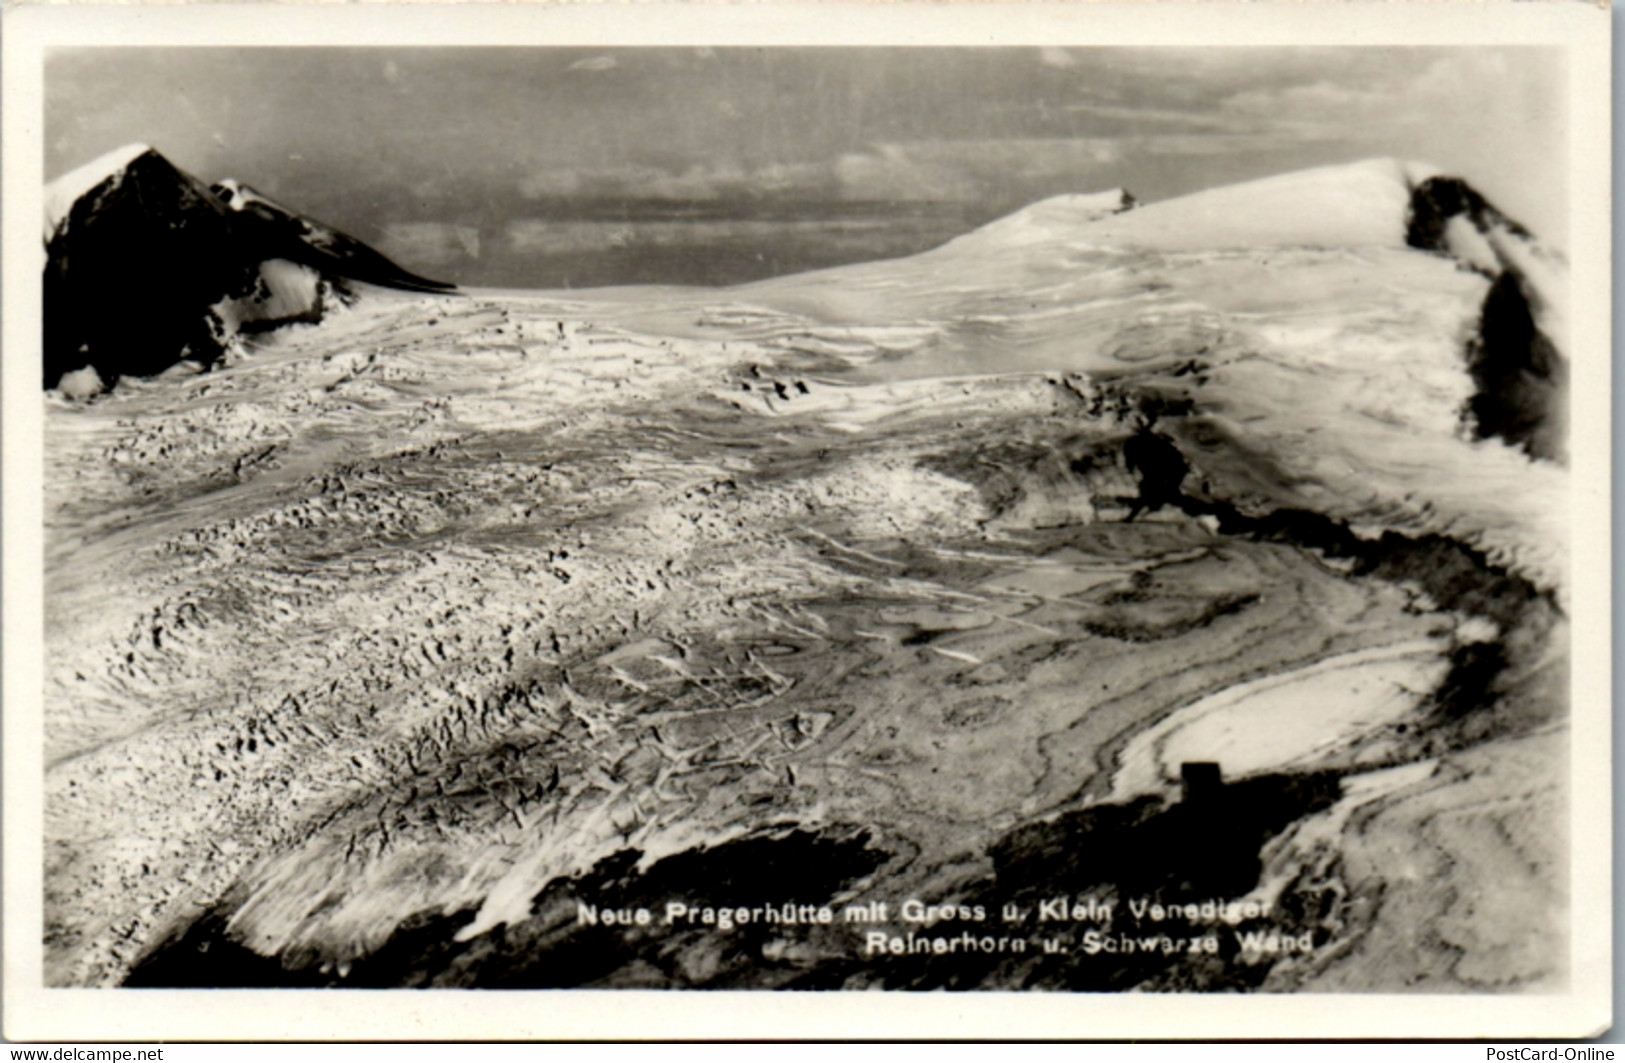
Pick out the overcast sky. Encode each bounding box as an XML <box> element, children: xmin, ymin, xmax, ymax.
<box><xmin>46</xmin><ymin>46</ymin><xmax>1567</xmax><ymax>260</ymax></box>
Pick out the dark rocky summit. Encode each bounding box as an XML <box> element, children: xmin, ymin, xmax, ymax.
<box><xmin>44</xmin><ymin>146</ymin><xmax>455</xmax><ymax>391</ymax></box>
<box><xmin>1405</xmin><ymin>175</ymin><xmax>1566</xmax><ymax>461</ymax></box>
<box><xmin>1404</xmin><ymin>175</ymin><xmax>1533</xmax><ymax>253</ymax></box>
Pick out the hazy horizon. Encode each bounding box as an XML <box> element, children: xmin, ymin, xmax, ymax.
<box><xmin>47</xmin><ymin>47</ymin><xmax>1566</xmax><ymax>288</ymax></box>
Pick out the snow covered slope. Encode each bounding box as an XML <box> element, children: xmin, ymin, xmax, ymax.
<box><xmin>588</xmin><ymin>158</ymin><xmax>1570</xmax><ymax>589</ymax></box>
<box><xmin>1080</xmin><ymin>157</ymin><xmax>1438</xmax><ymax>251</ymax></box>
<box><xmin>43</xmin><ymin>145</ymin><xmax>456</xmax><ymax>393</ymax></box>
<box><xmin>945</xmin><ymin>187</ymin><xmax>1137</xmax><ymax>250</ymax></box>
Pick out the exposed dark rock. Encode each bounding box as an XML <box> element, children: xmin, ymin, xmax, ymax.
<box><xmin>1123</xmin><ymin>426</ymin><xmax>1190</xmax><ymax>519</ymax></box>
<box><xmin>842</xmin><ymin>770</ymin><xmax>1347</xmax><ymax>991</ymax></box>
<box><xmin>1404</xmin><ymin>175</ymin><xmax>1565</xmax><ymax>461</ymax></box>
<box><xmin>124</xmin><ymin>774</ymin><xmax>1351</xmax><ymax>993</ymax></box>
<box><xmin>46</xmin><ymin>150</ymin><xmax>242</xmax><ymax>388</ymax></box>
<box><xmin>44</xmin><ymin>147</ymin><xmax>455</xmax><ymax>390</ymax></box>
<box><xmin>126</xmin><ymin>826</ymin><xmax>888</xmax><ymax>989</ymax></box>
<box><xmin>1466</xmin><ymin>269</ymin><xmax>1567</xmax><ymax>461</ymax></box>
<box><xmin>123</xmin><ymin>902</ymin><xmax>329</xmax><ymax>988</ymax></box>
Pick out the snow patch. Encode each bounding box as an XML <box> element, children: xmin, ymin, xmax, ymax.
<box><xmin>54</xmin><ymin>366</ymin><xmax>106</xmax><ymax>400</ymax></box>
<box><xmin>209</xmin><ymin>258</ymin><xmax>326</xmax><ymax>336</ymax></box>
<box><xmin>1111</xmin><ymin>639</ymin><xmax>1452</xmax><ymax>799</ymax></box>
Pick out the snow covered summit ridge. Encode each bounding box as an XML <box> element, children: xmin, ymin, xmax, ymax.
<box><xmin>1088</xmin><ymin>157</ymin><xmax>1448</xmax><ymax>251</ymax></box>
<box><xmin>43</xmin><ymin>142</ymin><xmax>156</xmax><ymax>240</ymax></box>
<box><xmin>949</xmin><ymin>187</ymin><xmax>1138</xmax><ymax>249</ymax></box>
<box><xmin>44</xmin><ymin>144</ymin><xmax>457</xmax><ymax>393</ymax></box>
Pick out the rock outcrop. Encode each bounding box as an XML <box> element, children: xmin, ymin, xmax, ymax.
<box><xmin>44</xmin><ymin>145</ymin><xmax>455</xmax><ymax>392</ymax></box>
<box><xmin>1406</xmin><ymin>175</ymin><xmax>1567</xmax><ymax>461</ymax></box>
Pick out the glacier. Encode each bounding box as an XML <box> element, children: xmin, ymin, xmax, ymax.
<box><xmin>42</xmin><ymin>154</ymin><xmax>1570</xmax><ymax>992</ymax></box>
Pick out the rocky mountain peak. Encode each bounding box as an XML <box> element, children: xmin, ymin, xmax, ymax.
<box><xmin>43</xmin><ymin>146</ymin><xmax>456</xmax><ymax>393</ymax></box>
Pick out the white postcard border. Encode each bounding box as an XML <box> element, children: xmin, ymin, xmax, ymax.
<box><xmin>3</xmin><ymin>2</ymin><xmax>1611</xmax><ymax>1041</ymax></box>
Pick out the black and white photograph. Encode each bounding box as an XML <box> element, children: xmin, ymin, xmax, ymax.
<box><xmin>3</xmin><ymin>2</ymin><xmax>1611</xmax><ymax>1042</ymax></box>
